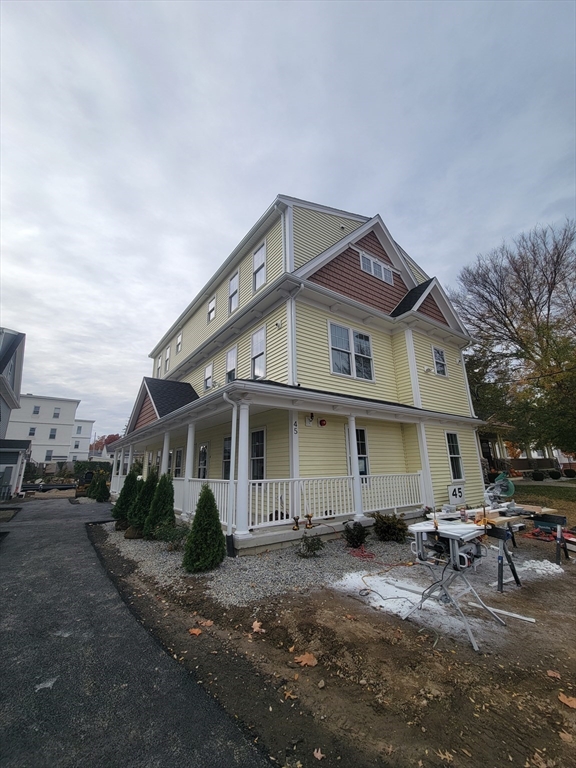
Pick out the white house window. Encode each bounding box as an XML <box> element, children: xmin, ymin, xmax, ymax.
<box><xmin>329</xmin><ymin>323</ymin><xmax>373</xmax><ymax>380</ymax></box>
<box><xmin>207</xmin><ymin>297</ymin><xmax>216</xmax><ymax>323</ymax></box>
<box><xmin>356</xmin><ymin>428</ymin><xmax>369</xmax><ymax>476</ymax></box>
<box><xmin>433</xmin><ymin>347</ymin><xmax>447</xmax><ymax>376</ymax></box>
<box><xmin>446</xmin><ymin>432</ymin><xmax>464</xmax><ymax>480</ymax></box>
<box><xmin>229</xmin><ymin>273</ymin><xmax>239</xmax><ymax>314</ymax></box>
<box><xmin>204</xmin><ymin>362</ymin><xmax>213</xmax><ymax>390</ymax></box>
<box><xmin>253</xmin><ymin>243</ymin><xmax>266</xmax><ymax>292</ymax></box>
<box><xmin>359</xmin><ymin>252</ymin><xmax>394</xmax><ymax>285</ymax></box>
<box><xmin>53</xmin><ymin>407</ymin><xmax>60</xmax><ymax>419</ymax></box>
<box><xmin>74</xmin><ymin>441</ymin><xmax>80</xmax><ymax>449</ymax></box>
<box><xmin>164</xmin><ymin>346</ymin><xmax>171</xmax><ymax>372</ymax></box>
<box><xmin>29</xmin><ymin>427</ymin><xmax>36</xmax><ymax>436</ymax></box>
<box><xmin>251</xmin><ymin>327</ymin><xmax>266</xmax><ymax>379</ymax></box>
<box><xmin>174</xmin><ymin>448</ymin><xmax>183</xmax><ymax>478</ymax></box>
<box><xmin>45</xmin><ymin>450</ymin><xmax>53</xmax><ymax>461</ymax></box>
<box><xmin>250</xmin><ymin>430</ymin><xmax>265</xmax><ymax>480</ymax></box>
<box><xmin>226</xmin><ymin>346</ymin><xmax>237</xmax><ymax>383</ymax></box>
<box><xmin>76</xmin><ymin>426</ymin><xmax>82</xmax><ymax>435</ymax></box>
<box><xmin>156</xmin><ymin>356</ymin><xmax>162</xmax><ymax>377</ymax></box>
<box><xmin>33</xmin><ymin>405</ymin><xmax>40</xmax><ymax>415</ymax></box>
<box><xmin>222</xmin><ymin>436</ymin><xmax>231</xmax><ymax>480</ymax></box>
<box><xmin>197</xmin><ymin>443</ymin><xmax>208</xmax><ymax>479</ymax></box>
<box><xmin>72</xmin><ymin>455</ymin><xmax>77</xmax><ymax>461</ymax></box>
<box><xmin>49</xmin><ymin>428</ymin><xmax>57</xmax><ymax>440</ymax></box>
<box><xmin>176</xmin><ymin>332</ymin><xmax>183</xmax><ymax>353</ymax></box>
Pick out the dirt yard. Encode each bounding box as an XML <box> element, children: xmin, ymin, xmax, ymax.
<box><xmin>90</xmin><ymin>498</ymin><xmax>576</xmax><ymax>768</ymax></box>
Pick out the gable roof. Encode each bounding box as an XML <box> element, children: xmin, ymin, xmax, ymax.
<box><xmin>390</xmin><ymin>278</ymin><xmax>435</xmax><ymax>316</ymax></box>
<box><xmin>126</xmin><ymin>378</ymin><xmax>199</xmax><ymax>435</ymax></box>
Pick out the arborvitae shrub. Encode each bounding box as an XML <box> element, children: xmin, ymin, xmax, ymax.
<box><xmin>564</xmin><ymin>468</ymin><xmax>576</xmax><ymax>478</ymax></box>
<box><xmin>548</xmin><ymin>469</ymin><xmax>561</xmax><ymax>480</ymax></box>
<box><xmin>532</xmin><ymin>471</ymin><xmax>545</xmax><ymax>481</ymax></box>
<box><xmin>144</xmin><ymin>473</ymin><xmax>175</xmax><ymax>538</ymax></box>
<box><xmin>95</xmin><ymin>475</ymin><xmax>110</xmax><ymax>502</ymax></box>
<box><xmin>182</xmin><ymin>485</ymin><xmax>225</xmax><ymax>573</ymax></box>
<box><xmin>297</xmin><ymin>533</ymin><xmax>325</xmax><ymax>558</ymax></box>
<box><xmin>86</xmin><ymin>475</ymin><xmax>99</xmax><ymax>498</ymax></box>
<box><xmin>112</xmin><ymin>469</ymin><xmax>139</xmax><ymax>521</ymax></box>
<box><xmin>371</xmin><ymin>512</ymin><xmax>408</xmax><ymax>543</ymax></box>
<box><xmin>128</xmin><ymin>470</ymin><xmax>157</xmax><ymax>532</ymax></box>
<box><xmin>342</xmin><ymin>521</ymin><xmax>369</xmax><ymax>548</ymax></box>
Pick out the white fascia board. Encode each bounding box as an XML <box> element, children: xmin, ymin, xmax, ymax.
<box><xmin>407</xmin><ymin>278</ymin><xmax>470</xmax><ymax>338</ymax></box>
<box><xmin>19</xmin><ymin>394</ymin><xmax>81</xmax><ymax>404</ymax></box>
<box><xmin>277</xmin><ymin>195</ymin><xmax>369</xmax><ymax>223</ymax></box>
<box><xmin>0</xmin><ymin>378</ymin><xmax>20</xmax><ymax>410</ymax></box>
<box><xmin>149</xmin><ymin>199</ymin><xmax>287</xmax><ymax>358</ymax></box>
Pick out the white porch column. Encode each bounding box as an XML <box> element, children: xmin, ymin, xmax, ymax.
<box><xmin>235</xmin><ymin>403</ymin><xmax>251</xmax><ymax>537</ymax></box>
<box><xmin>348</xmin><ymin>415</ymin><xmax>364</xmax><ymax>519</ymax></box>
<box><xmin>160</xmin><ymin>431</ymin><xmax>170</xmax><ymax>475</ymax></box>
<box><xmin>289</xmin><ymin>409</ymin><xmax>300</xmax><ymax>519</ymax></box>
<box><xmin>127</xmin><ymin>444</ymin><xmax>134</xmax><ymax>472</ymax></box>
<box><xmin>184</xmin><ymin>422</ymin><xmax>196</xmax><ymax>517</ymax></box>
<box><xmin>416</xmin><ymin>422</ymin><xmax>435</xmax><ymax>508</ymax></box>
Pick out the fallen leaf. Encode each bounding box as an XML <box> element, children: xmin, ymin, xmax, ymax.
<box><xmin>435</xmin><ymin>749</ymin><xmax>454</xmax><ymax>763</ymax></box>
<box><xmin>295</xmin><ymin>652</ymin><xmax>318</xmax><ymax>667</ymax></box>
<box><xmin>559</xmin><ymin>693</ymin><xmax>576</xmax><ymax>709</ymax></box>
<box><xmin>313</xmin><ymin>748</ymin><xmax>326</xmax><ymax>760</ymax></box>
<box><xmin>288</xmin><ymin>645</ymin><xmax>295</xmax><ymax>653</ymax></box>
<box><xmin>559</xmin><ymin>731</ymin><xmax>573</xmax><ymax>743</ymax></box>
<box><xmin>199</xmin><ymin>619</ymin><xmax>214</xmax><ymax>627</ymax></box>
<box><xmin>547</xmin><ymin>670</ymin><xmax>561</xmax><ymax>679</ymax></box>
<box><xmin>284</xmin><ymin>690</ymin><xmax>298</xmax><ymax>700</ymax></box>
<box><xmin>294</xmin><ymin>673</ymin><xmax>299</xmax><ymax>680</ymax></box>
<box><xmin>188</xmin><ymin>628</ymin><xmax>202</xmax><ymax>637</ymax></box>
<box><xmin>252</xmin><ymin>620</ymin><xmax>266</xmax><ymax>634</ymax></box>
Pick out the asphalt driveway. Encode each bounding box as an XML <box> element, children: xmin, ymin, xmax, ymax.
<box><xmin>0</xmin><ymin>499</ymin><xmax>269</xmax><ymax>768</ymax></box>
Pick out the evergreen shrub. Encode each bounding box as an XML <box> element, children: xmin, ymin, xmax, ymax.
<box><xmin>154</xmin><ymin>523</ymin><xmax>188</xmax><ymax>550</ymax></box>
<box><xmin>342</xmin><ymin>521</ymin><xmax>369</xmax><ymax>548</ymax></box>
<box><xmin>94</xmin><ymin>475</ymin><xmax>110</xmax><ymax>502</ymax></box>
<box><xmin>86</xmin><ymin>474</ymin><xmax>99</xmax><ymax>498</ymax></box>
<box><xmin>548</xmin><ymin>470</ymin><xmax>561</xmax><ymax>480</ymax></box>
<box><xmin>564</xmin><ymin>468</ymin><xmax>576</xmax><ymax>478</ymax></box>
<box><xmin>112</xmin><ymin>469</ymin><xmax>139</xmax><ymax>522</ymax></box>
<box><xmin>297</xmin><ymin>533</ymin><xmax>325</xmax><ymax>558</ymax></box>
<box><xmin>182</xmin><ymin>485</ymin><xmax>225</xmax><ymax>573</ymax></box>
<box><xmin>128</xmin><ymin>471</ymin><xmax>157</xmax><ymax>532</ymax></box>
<box><xmin>371</xmin><ymin>512</ymin><xmax>408</xmax><ymax>543</ymax></box>
<box><xmin>532</xmin><ymin>471</ymin><xmax>545</xmax><ymax>481</ymax></box>
<box><xmin>144</xmin><ymin>474</ymin><xmax>175</xmax><ymax>538</ymax></box>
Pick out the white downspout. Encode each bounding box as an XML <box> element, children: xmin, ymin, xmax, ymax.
<box><xmin>222</xmin><ymin>393</ymin><xmax>238</xmax><ymax>556</ymax></box>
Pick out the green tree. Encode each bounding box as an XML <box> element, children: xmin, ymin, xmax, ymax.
<box><xmin>128</xmin><ymin>470</ymin><xmax>157</xmax><ymax>532</ymax></box>
<box><xmin>183</xmin><ymin>485</ymin><xmax>226</xmax><ymax>573</ymax></box>
<box><xmin>112</xmin><ymin>469</ymin><xmax>139</xmax><ymax>522</ymax></box>
<box><xmin>143</xmin><ymin>474</ymin><xmax>175</xmax><ymax>538</ymax></box>
<box><xmin>94</xmin><ymin>475</ymin><xmax>110</xmax><ymax>502</ymax></box>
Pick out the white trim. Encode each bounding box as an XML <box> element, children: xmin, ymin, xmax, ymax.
<box><xmin>405</xmin><ymin>330</ymin><xmax>422</xmax><ymax>408</ymax></box>
<box><xmin>287</xmin><ymin>298</ymin><xmax>297</xmax><ymax>385</ymax></box>
<box><xmin>235</xmin><ymin>403</ymin><xmax>251</xmax><ymax>536</ymax></box>
<box><xmin>289</xmin><ymin>409</ymin><xmax>299</xmax><ymax>484</ymax></box>
<box><xmin>462</xmin><ymin>355</ymin><xmax>477</xmax><ymax>417</ymax></box>
<box><xmin>347</xmin><ymin>415</ymin><xmax>364</xmax><ymax>519</ymax></box>
<box><xmin>161</xmin><ymin>432</ymin><xmax>170</xmax><ymax>475</ymax></box>
<box><xmin>286</xmin><ymin>204</ymin><xmax>294</xmax><ymax>272</ymax></box>
<box><xmin>445</xmin><ymin>431</ymin><xmax>465</xmax><ymax>481</ymax></box>
<box><xmin>416</xmin><ymin>423</ymin><xmax>435</xmax><ymax>507</ymax></box>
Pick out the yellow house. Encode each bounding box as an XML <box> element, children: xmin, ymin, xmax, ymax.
<box><xmin>110</xmin><ymin>196</ymin><xmax>484</xmax><ymax>553</ymax></box>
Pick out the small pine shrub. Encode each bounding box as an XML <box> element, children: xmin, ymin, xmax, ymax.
<box><xmin>154</xmin><ymin>523</ymin><xmax>188</xmax><ymax>550</ymax></box>
<box><xmin>532</xmin><ymin>471</ymin><xmax>545</xmax><ymax>481</ymax></box>
<box><xmin>128</xmin><ymin>470</ymin><xmax>157</xmax><ymax>532</ymax></box>
<box><xmin>94</xmin><ymin>476</ymin><xmax>110</xmax><ymax>502</ymax></box>
<box><xmin>548</xmin><ymin>470</ymin><xmax>561</xmax><ymax>480</ymax></box>
<box><xmin>144</xmin><ymin>474</ymin><xmax>175</xmax><ymax>538</ymax></box>
<box><xmin>371</xmin><ymin>512</ymin><xmax>408</xmax><ymax>543</ymax></box>
<box><xmin>297</xmin><ymin>533</ymin><xmax>325</xmax><ymax>558</ymax></box>
<box><xmin>86</xmin><ymin>474</ymin><xmax>99</xmax><ymax>498</ymax></box>
<box><xmin>183</xmin><ymin>485</ymin><xmax>226</xmax><ymax>573</ymax></box>
<box><xmin>342</xmin><ymin>521</ymin><xmax>369</xmax><ymax>549</ymax></box>
<box><xmin>112</xmin><ymin>469</ymin><xmax>139</xmax><ymax>522</ymax></box>
<box><xmin>564</xmin><ymin>468</ymin><xmax>576</xmax><ymax>478</ymax></box>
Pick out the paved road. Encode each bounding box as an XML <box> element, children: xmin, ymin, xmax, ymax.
<box><xmin>0</xmin><ymin>500</ymin><xmax>270</xmax><ymax>768</ymax></box>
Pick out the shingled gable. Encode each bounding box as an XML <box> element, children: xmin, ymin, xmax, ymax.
<box><xmin>126</xmin><ymin>378</ymin><xmax>199</xmax><ymax>435</ymax></box>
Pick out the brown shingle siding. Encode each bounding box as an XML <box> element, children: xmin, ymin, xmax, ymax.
<box><xmin>134</xmin><ymin>394</ymin><xmax>157</xmax><ymax>431</ymax></box>
<box><xmin>418</xmin><ymin>294</ymin><xmax>448</xmax><ymax>325</ymax></box>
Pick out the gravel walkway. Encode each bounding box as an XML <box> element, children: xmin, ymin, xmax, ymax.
<box><xmin>102</xmin><ymin>523</ymin><xmax>414</xmax><ymax>607</ymax></box>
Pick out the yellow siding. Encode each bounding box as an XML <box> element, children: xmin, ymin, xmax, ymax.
<box><xmin>295</xmin><ymin>302</ymin><xmax>399</xmax><ymax>401</ymax></box>
<box><xmin>412</xmin><ymin>331</ymin><xmax>471</xmax><ymax>416</ymax></box>
<box><xmin>360</xmin><ymin>421</ymin><xmax>407</xmax><ymax>474</ymax></box>
<box><xmin>298</xmin><ymin>413</ymin><xmax>349</xmax><ymax>477</ymax></box>
<box><xmin>407</xmin><ymin>262</ymin><xmax>429</xmax><ymax>284</ymax></box>
<box><xmin>391</xmin><ymin>332</ymin><xmax>413</xmax><ymax>405</ymax></box>
<box><xmin>293</xmin><ymin>206</ymin><xmax>364</xmax><ymax>270</ymax></box>
<box><xmin>424</xmin><ymin>424</ymin><xmax>484</xmax><ymax>507</ymax></box>
<box><xmin>157</xmin><ymin>218</ymin><xmax>284</xmax><ymax>376</ymax></box>
<box><xmin>195</xmin><ymin>422</ymin><xmax>230</xmax><ymax>479</ymax></box>
<box><xmin>401</xmin><ymin>424</ymin><xmax>422</xmax><ymax>473</ymax></box>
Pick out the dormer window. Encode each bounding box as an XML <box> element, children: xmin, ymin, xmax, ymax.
<box><xmin>253</xmin><ymin>243</ymin><xmax>266</xmax><ymax>292</ymax></box>
<box><xmin>360</xmin><ymin>252</ymin><xmax>393</xmax><ymax>285</ymax></box>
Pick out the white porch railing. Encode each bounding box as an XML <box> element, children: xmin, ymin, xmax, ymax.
<box><xmin>173</xmin><ymin>477</ymin><xmax>185</xmax><ymax>512</ymax></box>
<box><xmin>361</xmin><ymin>472</ymin><xmax>423</xmax><ymax>514</ymax></box>
<box><xmin>111</xmin><ymin>475</ymin><xmax>125</xmax><ymax>495</ymax></box>
<box><xmin>182</xmin><ymin>478</ymin><xmax>234</xmax><ymax>529</ymax></box>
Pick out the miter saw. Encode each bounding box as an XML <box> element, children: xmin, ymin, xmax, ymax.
<box><xmin>484</xmin><ymin>471</ymin><xmax>515</xmax><ymax>509</ymax></box>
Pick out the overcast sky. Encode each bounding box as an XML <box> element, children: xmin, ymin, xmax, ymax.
<box><xmin>2</xmin><ymin>0</ymin><xmax>574</xmax><ymax>437</ymax></box>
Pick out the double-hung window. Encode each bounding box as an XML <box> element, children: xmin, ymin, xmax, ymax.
<box><xmin>74</xmin><ymin>441</ymin><xmax>80</xmax><ymax>449</ymax></box>
<box><xmin>33</xmin><ymin>405</ymin><xmax>40</xmax><ymax>415</ymax></box>
<box><xmin>49</xmin><ymin>428</ymin><xmax>57</xmax><ymax>440</ymax></box>
<box><xmin>360</xmin><ymin>252</ymin><xmax>394</xmax><ymax>285</ymax></box>
<box><xmin>164</xmin><ymin>346</ymin><xmax>171</xmax><ymax>372</ymax></box>
<box><xmin>251</xmin><ymin>327</ymin><xmax>266</xmax><ymax>379</ymax></box>
<box><xmin>356</xmin><ymin>429</ymin><xmax>369</xmax><ymax>476</ymax></box>
<box><xmin>45</xmin><ymin>450</ymin><xmax>53</xmax><ymax>461</ymax></box>
<box><xmin>433</xmin><ymin>347</ymin><xmax>447</xmax><ymax>376</ymax></box>
<box><xmin>174</xmin><ymin>448</ymin><xmax>183</xmax><ymax>478</ymax></box>
<box><xmin>222</xmin><ymin>437</ymin><xmax>232</xmax><ymax>480</ymax></box>
<box><xmin>229</xmin><ymin>273</ymin><xmax>239</xmax><ymax>314</ymax></box>
<box><xmin>446</xmin><ymin>433</ymin><xmax>464</xmax><ymax>481</ymax></box>
<box><xmin>204</xmin><ymin>362</ymin><xmax>213</xmax><ymax>390</ymax></box>
<box><xmin>176</xmin><ymin>332</ymin><xmax>182</xmax><ymax>353</ymax></box>
<box><xmin>253</xmin><ymin>243</ymin><xmax>266</xmax><ymax>291</ymax></box>
<box><xmin>53</xmin><ymin>407</ymin><xmax>60</xmax><ymax>419</ymax></box>
<box><xmin>29</xmin><ymin>427</ymin><xmax>36</xmax><ymax>437</ymax></box>
<box><xmin>226</xmin><ymin>346</ymin><xmax>237</xmax><ymax>383</ymax></box>
<box><xmin>329</xmin><ymin>323</ymin><xmax>373</xmax><ymax>380</ymax></box>
<box><xmin>197</xmin><ymin>443</ymin><xmax>208</xmax><ymax>479</ymax></box>
<box><xmin>207</xmin><ymin>297</ymin><xmax>216</xmax><ymax>323</ymax></box>
<box><xmin>77</xmin><ymin>426</ymin><xmax>82</xmax><ymax>435</ymax></box>
<box><xmin>250</xmin><ymin>430</ymin><xmax>265</xmax><ymax>480</ymax></box>
<box><xmin>156</xmin><ymin>356</ymin><xmax>162</xmax><ymax>378</ymax></box>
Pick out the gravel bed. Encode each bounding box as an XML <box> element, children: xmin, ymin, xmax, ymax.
<box><xmin>101</xmin><ymin>523</ymin><xmax>414</xmax><ymax>607</ymax></box>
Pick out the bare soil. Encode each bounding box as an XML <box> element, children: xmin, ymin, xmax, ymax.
<box><xmin>89</xmin><ymin>502</ymin><xmax>576</xmax><ymax>768</ymax></box>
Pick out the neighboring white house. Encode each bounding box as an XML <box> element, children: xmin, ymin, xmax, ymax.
<box><xmin>6</xmin><ymin>395</ymin><xmax>94</xmax><ymax>465</ymax></box>
<box><xmin>0</xmin><ymin>327</ymin><xmax>29</xmax><ymax>499</ymax></box>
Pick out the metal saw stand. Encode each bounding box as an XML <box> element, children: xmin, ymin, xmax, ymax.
<box><xmin>402</xmin><ymin>524</ymin><xmax>506</xmax><ymax>652</ymax></box>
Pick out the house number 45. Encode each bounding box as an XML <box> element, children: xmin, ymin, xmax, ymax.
<box><xmin>293</xmin><ymin>420</ymin><xmax>298</xmax><ymax>435</ymax></box>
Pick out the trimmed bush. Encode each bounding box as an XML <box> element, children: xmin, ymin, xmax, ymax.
<box><xmin>144</xmin><ymin>473</ymin><xmax>175</xmax><ymax>538</ymax></box>
<box><xmin>154</xmin><ymin>523</ymin><xmax>188</xmax><ymax>551</ymax></box>
<box><xmin>94</xmin><ymin>475</ymin><xmax>110</xmax><ymax>502</ymax></box>
<box><xmin>548</xmin><ymin>470</ymin><xmax>562</xmax><ymax>480</ymax></box>
<box><xmin>532</xmin><ymin>471</ymin><xmax>545</xmax><ymax>481</ymax></box>
<box><xmin>183</xmin><ymin>485</ymin><xmax>226</xmax><ymax>573</ymax></box>
<box><xmin>564</xmin><ymin>468</ymin><xmax>576</xmax><ymax>478</ymax></box>
<box><xmin>128</xmin><ymin>470</ymin><xmax>158</xmax><ymax>532</ymax></box>
<box><xmin>86</xmin><ymin>474</ymin><xmax>99</xmax><ymax>498</ymax></box>
<box><xmin>371</xmin><ymin>512</ymin><xmax>408</xmax><ymax>543</ymax></box>
<box><xmin>342</xmin><ymin>521</ymin><xmax>369</xmax><ymax>549</ymax></box>
<box><xmin>298</xmin><ymin>532</ymin><xmax>325</xmax><ymax>558</ymax></box>
<box><xmin>112</xmin><ymin>469</ymin><xmax>139</xmax><ymax>521</ymax></box>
